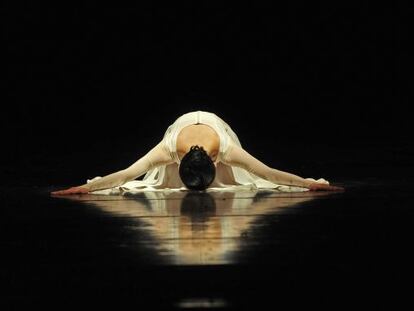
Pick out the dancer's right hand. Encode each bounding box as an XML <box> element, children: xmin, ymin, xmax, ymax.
<box><xmin>51</xmin><ymin>186</ymin><xmax>89</xmax><ymax>195</ymax></box>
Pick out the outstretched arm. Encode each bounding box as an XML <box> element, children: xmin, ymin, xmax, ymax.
<box><xmin>221</xmin><ymin>143</ymin><xmax>343</xmax><ymax>191</ymax></box>
<box><xmin>51</xmin><ymin>141</ymin><xmax>173</xmax><ymax>195</ymax></box>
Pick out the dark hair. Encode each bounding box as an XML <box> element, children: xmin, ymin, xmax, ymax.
<box><xmin>179</xmin><ymin>145</ymin><xmax>216</xmax><ymax>191</ymax></box>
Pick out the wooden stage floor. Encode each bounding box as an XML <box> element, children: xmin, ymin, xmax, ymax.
<box><xmin>1</xmin><ymin>181</ymin><xmax>412</xmax><ymax>309</ymax></box>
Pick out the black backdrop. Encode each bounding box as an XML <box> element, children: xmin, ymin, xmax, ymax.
<box><xmin>3</xmin><ymin>3</ymin><xmax>410</xmax><ymax>186</ymax></box>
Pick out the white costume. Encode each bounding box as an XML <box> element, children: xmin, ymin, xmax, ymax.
<box><xmin>87</xmin><ymin>111</ymin><xmax>328</xmax><ymax>194</ymax></box>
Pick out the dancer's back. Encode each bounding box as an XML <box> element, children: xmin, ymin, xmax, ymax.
<box><xmin>176</xmin><ymin>124</ymin><xmax>220</xmax><ymax>163</ymax></box>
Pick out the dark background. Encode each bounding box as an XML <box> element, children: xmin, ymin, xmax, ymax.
<box><xmin>2</xmin><ymin>3</ymin><xmax>413</xmax><ymax>308</ymax></box>
<box><xmin>3</xmin><ymin>2</ymin><xmax>411</xmax><ymax>186</ymax></box>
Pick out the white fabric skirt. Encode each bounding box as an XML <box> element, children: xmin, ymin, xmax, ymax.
<box><xmin>89</xmin><ymin>111</ymin><xmax>327</xmax><ymax>194</ymax></box>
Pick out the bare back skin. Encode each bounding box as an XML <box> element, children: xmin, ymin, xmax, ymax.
<box><xmin>176</xmin><ymin>124</ymin><xmax>220</xmax><ymax>162</ymax></box>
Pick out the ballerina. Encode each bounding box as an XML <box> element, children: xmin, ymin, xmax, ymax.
<box><xmin>51</xmin><ymin>111</ymin><xmax>343</xmax><ymax>195</ymax></box>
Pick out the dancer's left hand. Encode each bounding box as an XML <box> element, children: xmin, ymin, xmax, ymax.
<box><xmin>308</xmin><ymin>183</ymin><xmax>344</xmax><ymax>191</ymax></box>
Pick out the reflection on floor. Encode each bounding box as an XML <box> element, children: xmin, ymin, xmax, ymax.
<box><xmin>3</xmin><ymin>183</ymin><xmax>413</xmax><ymax>309</ymax></box>
<box><xmin>60</xmin><ymin>190</ymin><xmax>333</xmax><ymax>265</ymax></box>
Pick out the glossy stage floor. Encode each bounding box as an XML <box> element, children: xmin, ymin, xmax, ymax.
<box><xmin>1</xmin><ymin>177</ymin><xmax>413</xmax><ymax>309</ymax></box>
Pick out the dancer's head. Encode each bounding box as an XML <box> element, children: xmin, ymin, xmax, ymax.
<box><xmin>179</xmin><ymin>145</ymin><xmax>216</xmax><ymax>191</ymax></box>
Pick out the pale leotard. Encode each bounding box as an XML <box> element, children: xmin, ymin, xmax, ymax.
<box><xmin>85</xmin><ymin>111</ymin><xmax>328</xmax><ymax>194</ymax></box>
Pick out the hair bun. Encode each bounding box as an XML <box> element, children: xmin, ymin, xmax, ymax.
<box><xmin>190</xmin><ymin>145</ymin><xmax>204</xmax><ymax>152</ymax></box>
<box><xmin>179</xmin><ymin>145</ymin><xmax>216</xmax><ymax>190</ymax></box>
